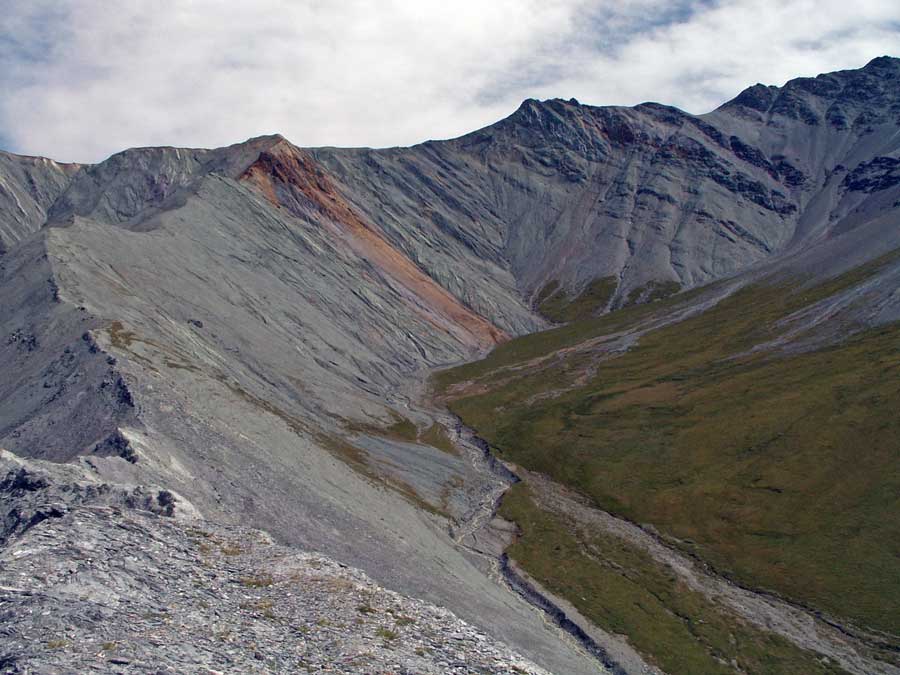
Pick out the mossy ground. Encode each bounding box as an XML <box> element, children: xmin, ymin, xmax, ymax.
<box><xmin>346</xmin><ymin>411</ymin><xmax>419</xmax><ymax>442</ymax></box>
<box><xmin>418</xmin><ymin>422</ymin><xmax>460</xmax><ymax>457</ymax></box>
<box><xmin>623</xmin><ymin>279</ymin><xmax>681</xmax><ymax>307</ymax></box>
<box><xmin>432</xmin><ymin>283</ymin><xmax>715</xmax><ymax>393</ymax></box>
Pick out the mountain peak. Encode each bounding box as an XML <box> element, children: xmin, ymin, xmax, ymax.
<box><xmin>243</xmin><ymin>132</ymin><xmax>289</xmax><ymax>148</ymax></box>
<box><xmin>719</xmin><ymin>82</ymin><xmax>780</xmax><ymax>112</ymax></box>
<box><xmin>863</xmin><ymin>55</ymin><xmax>900</xmax><ymax>72</ymax></box>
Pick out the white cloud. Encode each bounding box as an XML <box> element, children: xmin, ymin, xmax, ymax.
<box><xmin>1</xmin><ymin>0</ymin><xmax>898</xmax><ymax>163</ymax></box>
<box><xmin>543</xmin><ymin>0</ymin><xmax>900</xmax><ymax>113</ymax></box>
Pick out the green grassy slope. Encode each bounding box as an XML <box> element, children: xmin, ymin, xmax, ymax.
<box><xmin>438</xmin><ymin>257</ymin><xmax>900</xmax><ymax>639</ymax></box>
<box><xmin>501</xmin><ymin>483</ymin><xmax>848</xmax><ymax>674</ymax></box>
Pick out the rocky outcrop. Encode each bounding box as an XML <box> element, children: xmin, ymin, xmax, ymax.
<box><xmin>0</xmin><ymin>452</ymin><xmax>548</xmax><ymax>674</ymax></box>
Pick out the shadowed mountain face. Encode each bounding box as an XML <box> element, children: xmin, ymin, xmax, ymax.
<box><xmin>0</xmin><ymin>57</ymin><xmax>899</xmax><ymax>674</ymax></box>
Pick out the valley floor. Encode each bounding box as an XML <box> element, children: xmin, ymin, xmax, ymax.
<box><xmin>431</xmin><ymin>261</ymin><xmax>900</xmax><ymax>674</ymax></box>
<box><xmin>416</xmin><ymin>401</ymin><xmax>899</xmax><ymax>675</ymax></box>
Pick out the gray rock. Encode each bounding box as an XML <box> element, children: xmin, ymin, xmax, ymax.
<box><xmin>0</xmin><ymin>451</ymin><xmax>549</xmax><ymax>674</ymax></box>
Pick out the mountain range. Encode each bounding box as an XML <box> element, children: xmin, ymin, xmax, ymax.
<box><xmin>1</xmin><ymin>56</ymin><xmax>899</xmax><ymax>674</ymax></box>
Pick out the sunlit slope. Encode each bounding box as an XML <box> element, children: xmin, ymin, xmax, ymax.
<box><xmin>438</xmin><ymin>253</ymin><xmax>900</xmax><ymax>636</ymax></box>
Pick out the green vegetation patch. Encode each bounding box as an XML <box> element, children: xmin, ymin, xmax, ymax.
<box><xmin>500</xmin><ymin>483</ymin><xmax>848</xmax><ymax>674</ymax></box>
<box><xmin>384</xmin><ymin>414</ymin><xmax>418</xmax><ymax>441</ymax></box>
<box><xmin>240</xmin><ymin>574</ymin><xmax>274</xmax><ymax>588</ymax></box>
<box><xmin>442</xmin><ymin>253</ymin><xmax>900</xmax><ymax>637</ymax></box>
<box><xmin>536</xmin><ymin>276</ymin><xmax>618</xmax><ymax>323</ymax></box>
<box><xmin>375</xmin><ymin>627</ymin><xmax>398</xmax><ymax>640</ymax></box>
<box><xmin>432</xmin><ymin>283</ymin><xmax>714</xmax><ymax>394</ymax></box>
<box><xmin>346</xmin><ymin>411</ymin><xmax>418</xmax><ymax>442</ymax></box>
<box><xmin>624</xmin><ymin>279</ymin><xmax>681</xmax><ymax>307</ymax></box>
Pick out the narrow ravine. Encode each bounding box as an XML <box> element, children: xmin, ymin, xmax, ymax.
<box><xmin>444</xmin><ymin>414</ymin><xmax>641</xmax><ymax>675</ymax></box>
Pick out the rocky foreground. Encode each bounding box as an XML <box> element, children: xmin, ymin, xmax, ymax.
<box><xmin>0</xmin><ymin>450</ymin><xmax>548</xmax><ymax>674</ymax></box>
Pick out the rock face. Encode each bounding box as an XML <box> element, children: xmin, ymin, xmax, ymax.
<box><xmin>0</xmin><ymin>57</ymin><xmax>898</xmax><ymax>674</ymax></box>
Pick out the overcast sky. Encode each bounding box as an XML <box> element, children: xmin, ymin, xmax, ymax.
<box><xmin>2</xmin><ymin>0</ymin><xmax>899</xmax><ymax>163</ymax></box>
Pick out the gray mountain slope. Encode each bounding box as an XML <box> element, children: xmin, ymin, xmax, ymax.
<box><xmin>1</xmin><ymin>57</ymin><xmax>899</xmax><ymax>674</ymax></box>
<box><xmin>314</xmin><ymin>56</ymin><xmax>900</xmax><ymax>307</ymax></box>
<box><xmin>0</xmin><ymin>147</ymin><xmax>605</xmax><ymax>673</ymax></box>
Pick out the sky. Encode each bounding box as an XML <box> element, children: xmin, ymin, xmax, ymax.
<box><xmin>1</xmin><ymin>0</ymin><xmax>899</xmax><ymax>163</ymax></box>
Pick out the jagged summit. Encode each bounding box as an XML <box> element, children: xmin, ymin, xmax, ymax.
<box><xmin>716</xmin><ymin>54</ymin><xmax>900</xmax><ymax>119</ymax></box>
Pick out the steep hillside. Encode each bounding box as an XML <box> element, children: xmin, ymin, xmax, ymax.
<box><xmin>0</xmin><ymin>138</ymin><xmax>603</xmax><ymax>675</ymax></box>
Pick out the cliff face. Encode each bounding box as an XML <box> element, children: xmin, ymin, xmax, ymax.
<box><xmin>0</xmin><ymin>57</ymin><xmax>898</xmax><ymax>674</ymax></box>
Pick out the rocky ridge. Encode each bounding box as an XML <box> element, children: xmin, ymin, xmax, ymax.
<box><xmin>314</xmin><ymin>56</ymin><xmax>900</xmax><ymax>305</ymax></box>
<box><xmin>0</xmin><ymin>450</ymin><xmax>549</xmax><ymax>674</ymax></box>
